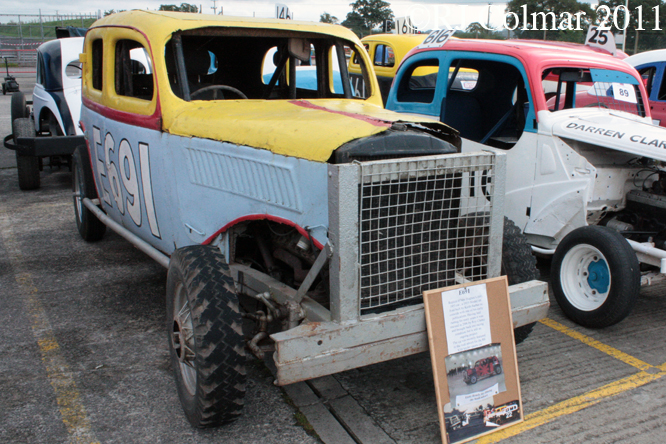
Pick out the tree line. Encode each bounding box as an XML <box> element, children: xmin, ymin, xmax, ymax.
<box><xmin>106</xmin><ymin>0</ymin><xmax>666</xmax><ymax>53</ymax></box>
<box><xmin>321</xmin><ymin>0</ymin><xmax>666</xmax><ymax>53</ymax></box>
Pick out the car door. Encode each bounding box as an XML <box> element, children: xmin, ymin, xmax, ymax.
<box><xmin>81</xmin><ymin>28</ymin><xmax>173</xmax><ymax>253</ymax></box>
<box><xmin>444</xmin><ymin>53</ymin><xmax>539</xmax><ymax>231</ymax></box>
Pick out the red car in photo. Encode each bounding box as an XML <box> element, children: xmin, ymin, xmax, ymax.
<box><xmin>464</xmin><ymin>356</ymin><xmax>502</xmax><ymax>384</ymax></box>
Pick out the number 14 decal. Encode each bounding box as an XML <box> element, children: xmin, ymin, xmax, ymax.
<box><xmin>93</xmin><ymin>126</ymin><xmax>161</xmax><ymax>238</ymax></box>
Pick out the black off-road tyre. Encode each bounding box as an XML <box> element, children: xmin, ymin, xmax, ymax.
<box><xmin>456</xmin><ymin>215</ymin><xmax>539</xmax><ymax>344</ymax></box>
<box><xmin>13</xmin><ymin>117</ymin><xmax>40</xmax><ymax>190</ymax></box>
<box><xmin>494</xmin><ymin>364</ymin><xmax>502</xmax><ymax>375</ymax></box>
<box><xmin>166</xmin><ymin>245</ymin><xmax>247</xmax><ymax>428</ymax></box>
<box><xmin>11</xmin><ymin>91</ymin><xmax>28</xmax><ymax>123</ymax></box>
<box><xmin>502</xmin><ymin>218</ymin><xmax>539</xmax><ymax>345</ymax></box>
<box><xmin>552</xmin><ymin>225</ymin><xmax>640</xmax><ymax>328</ymax></box>
<box><xmin>72</xmin><ymin>145</ymin><xmax>106</xmax><ymax>241</ymax></box>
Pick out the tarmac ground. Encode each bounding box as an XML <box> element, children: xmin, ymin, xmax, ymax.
<box><xmin>3</xmin><ymin>72</ymin><xmax>666</xmax><ymax>444</ymax></box>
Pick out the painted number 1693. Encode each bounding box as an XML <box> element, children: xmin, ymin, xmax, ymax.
<box><xmin>92</xmin><ymin>126</ymin><xmax>161</xmax><ymax>238</ymax></box>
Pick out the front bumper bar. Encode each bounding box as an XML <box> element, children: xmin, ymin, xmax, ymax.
<box><xmin>271</xmin><ymin>280</ymin><xmax>549</xmax><ymax>385</ymax></box>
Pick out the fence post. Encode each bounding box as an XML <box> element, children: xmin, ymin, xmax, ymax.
<box><xmin>39</xmin><ymin>9</ymin><xmax>44</xmax><ymax>40</ymax></box>
<box><xmin>18</xmin><ymin>15</ymin><xmax>23</xmax><ymax>66</ymax></box>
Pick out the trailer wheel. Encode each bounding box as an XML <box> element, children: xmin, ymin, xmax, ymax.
<box><xmin>11</xmin><ymin>91</ymin><xmax>28</xmax><ymax>123</ymax></box>
<box><xmin>167</xmin><ymin>245</ymin><xmax>246</xmax><ymax>428</ymax></box>
<box><xmin>72</xmin><ymin>145</ymin><xmax>106</xmax><ymax>241</ymax></box>
<box><xmin>551</xmin><ymin>226</ymin><xmax>640</xmax><ymax>328</ymax></box>
<box><xmin>13</xmin><ymin>118</ymin><xmax>40</xmax><ymax>190</ymax></box>
<box><xmin>456</xmin><ymin>216</ymin><xmax>539</xmax><ymax>344</ymax></box>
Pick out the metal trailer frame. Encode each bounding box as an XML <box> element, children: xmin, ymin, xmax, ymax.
<box><xmin>83</xmin><ymin>151</ymin><xmax>549</xmax><ymax>386</ymax></box>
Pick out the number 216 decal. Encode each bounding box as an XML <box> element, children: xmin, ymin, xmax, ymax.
<box><xmin>93</xmin><ymin>126</ymin><xmax>161</xmax><ymax>238</ymax></box>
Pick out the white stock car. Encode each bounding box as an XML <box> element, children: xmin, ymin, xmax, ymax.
<box><xmin>5</xmin><ymin>36</ymin><xmax>84</xmax><ymax>190</ymax></box>
<box><xmin>388</xmin><ymin>38</ymin><xmax>666</xmax><ymax>328</ymax></box>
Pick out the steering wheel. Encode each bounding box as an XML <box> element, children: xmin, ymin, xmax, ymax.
<box><xmin>190</xmin><ymin>85</ymin><xmax>248</xmax><ymax>100</ymax></box>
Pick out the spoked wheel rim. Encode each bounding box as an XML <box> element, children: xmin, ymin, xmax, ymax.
<box><xmin>171</xmin><ymin>282</ymin><xmax>197</xmax><ymax>396</ymax></box>
<box><xmin>560</xmin><ymin>244</ymin><xmax>611</xmax><ymax>311</ymax></box>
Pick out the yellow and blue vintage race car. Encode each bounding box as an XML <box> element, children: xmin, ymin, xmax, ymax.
<box><xmin>74</xmin><ymin>10</ymin><xmax>548</xmax><ymax>428</ymax></box>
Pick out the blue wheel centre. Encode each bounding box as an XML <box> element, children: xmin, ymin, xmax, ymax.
<box><xmin>587</xmin><ymin>259</ymin><xmax>610</xmax><ymax>293</ymax></box>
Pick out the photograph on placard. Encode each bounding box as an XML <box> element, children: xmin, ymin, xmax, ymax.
<box><xmin>444</xmin><ymin>343</ymin><xmax>506</xmax><ymax>410</ymax></box>
<box><xmin>443</xmin><ymin>397</ymin><xmax>521</xmax><ymax>443</ymax></box>
<box><xmin>423</xmin><ymin>277</ymin><xmax>524</xmax><ymax>444</ymax></box>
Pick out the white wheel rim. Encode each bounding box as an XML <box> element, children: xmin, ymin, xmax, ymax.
<box><xmin>560</xmin><ymin>244</ymin><xmax>611</xmax><ymax>311</ymax></box>
<box><xmin>172</xmin><ymin>283</ymin><xmax>197</xmax><ymax>395</ymax></box>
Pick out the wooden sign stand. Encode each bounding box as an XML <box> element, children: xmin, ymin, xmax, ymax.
<box><xmin>423</xmin><ymin>276</ymin><xmax>523</xmax><ymax>444</ymax></box>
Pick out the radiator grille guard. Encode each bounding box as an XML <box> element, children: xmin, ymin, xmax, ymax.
<box><xmin>358</xmin><ymin>153</ymin><xmax>498</xmax><ymax>314</ymax></box>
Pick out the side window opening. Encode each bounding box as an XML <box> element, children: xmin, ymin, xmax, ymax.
<box><xmin>329</xmin><ymin>44</ymin><xmax>354</xmax><ymax>96</ymax></box>
<box><xmin>543</xmin><ymin>68</ymin><xmax>645</xmax><ymax>117</ymax></box>
<box><xmin>373</xmin><ymin>44</ymin><xmax>395</xmax><ymax>67</ymax></box>
<box><xmin>638</xmin><ymin>66</ymin><xmax>656</xmax><ymax>97</ymax></box>
<box><xmin>442</xmin><ymin>59</ymin><xmax>527</xmax><ymax>149</ymax></box>
<box><xmin>115</xmin><ymin>39</ymin><xmax>154</xmax><ymax>100</ymax></box>
<box><xmin>396</xmin><ymin>59</ymin><xmax>439</xmax><ymax>104</ymax></box>
<box><xmin>36</xmin><ymin>53</ymin><xmax>45</xmax><ymax>86</ymax></box>
<box><xmin>65</xmin><ymin>60</ymin><xmax>83</xmax><ymax>79</ymax></box>
<box><xmin>351</xmin><ymin>44</ymin><xmax>369</xmax><ymax>66</ymax></box>
<box><xmin>658</xmin><ymin>69</ymin><xmax>666</xmax><ymax>101</ymax></box>
<box><xmin>92</xmin><ymin>39</ymin><xmax>103</xmax><ymax>91</ymax></box>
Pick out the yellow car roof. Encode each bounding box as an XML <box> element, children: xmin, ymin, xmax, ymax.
<box><xmin>91</xmin><ymin>10</ymin><xmax>361</xmax><ymax>43</ymax></box>
<box><xmin>85</xmin><ymin>11</ymin><xmax>455</xmax><ymax>162</ymax></box>
<box><xmin>361</xmin><ymin>33</ymin><xmax>426</xmax><ymax>47</ymax></box>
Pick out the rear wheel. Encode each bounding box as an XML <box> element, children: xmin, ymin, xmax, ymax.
<box><xmin>167</xmin><ymin>245</ymin><xmax>246</xmax><ymax>427</ymax></box>
<box><xmin>10</xmin><ymin>91</ymin><xmax>28</xmax><ymax>123</ymax></box>
<box><xmin>72</xmin><ymin>145</ymin><xmax>106</xmax><ymax>241</ymax></box>
<box><xmin>552</xmin><ymin>226</ymin><xmax>640</xmax><ymax>328</ymax></box>
<box><xmin>13</xmin><ymin>118</ymin><xmax>39</xmax><ymax>190</ymax></box>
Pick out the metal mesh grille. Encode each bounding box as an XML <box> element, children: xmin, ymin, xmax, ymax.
<box><xmin>358</xmin><ymin>154</ymin><xmax>496</xmax><ymax>314</ymax></box>
<box><xmin>586</xmin><ymin>82</ymin><xmax>644</xmax><ymax>116</ymax></box>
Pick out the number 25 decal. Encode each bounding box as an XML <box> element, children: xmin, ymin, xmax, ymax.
<box><xmin>587</xmin><ymin>27</ymin><xmax>609</xmax><ymax>45</ymax></box>
<box><xmin>93</xmin><ymin>126</ymin><xmax>161</xmax><ymax>238</ymax></box>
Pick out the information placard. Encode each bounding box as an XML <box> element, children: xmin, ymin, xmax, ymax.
<box><xmin>423</xmin><ymin>277</ymin><xmax>523</xmax><ymax>444</ymax></box>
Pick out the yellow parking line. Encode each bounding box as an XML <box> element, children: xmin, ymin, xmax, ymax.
<box><xmin>475</xmin><ymin>369</ymin><xmax>665</xmax><ymax>443</ymax></box>
<box><xmin>474</xmin><ymin>318</ymin><xmax>661</xmax><ymax>442</ymax></box>
<box><xmin>539</xmin><ymin>318</ymin><xmax>652</xmax><ymax>371</ymax></box>
<box><xmin>1</xmin><ymin>218</ymin><xmax>99</xmax><ymax>444</ymax></box>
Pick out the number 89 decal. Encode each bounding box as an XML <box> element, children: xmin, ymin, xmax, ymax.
<box><xmin>93</xmin><ymin>126</ymin><xmax>161</xmax><ymax>238</ymax></box>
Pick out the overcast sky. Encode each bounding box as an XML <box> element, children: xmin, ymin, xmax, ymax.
<box><xmin>0</xmin><ymin>0</ymin><xmax>516</xmax><ymax>30</ymax></box>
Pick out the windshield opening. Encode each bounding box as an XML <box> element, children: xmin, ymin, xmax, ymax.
<box><xmin>165</xmin><ymin>29</ymin><xmax>370</xmax><ymax>101</ymax></box>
